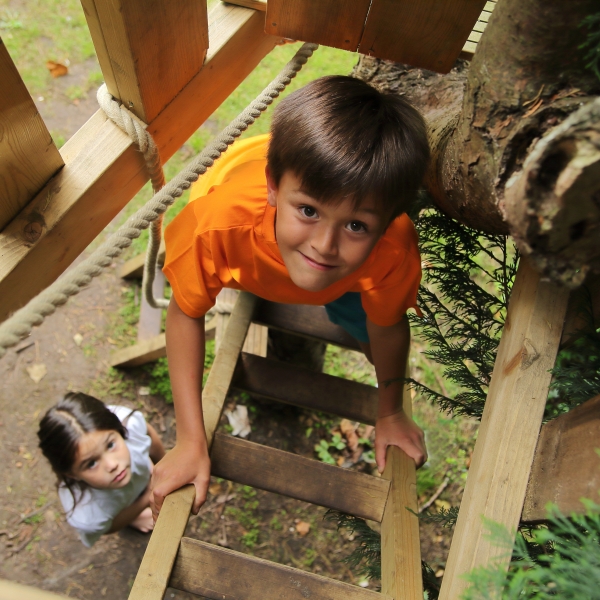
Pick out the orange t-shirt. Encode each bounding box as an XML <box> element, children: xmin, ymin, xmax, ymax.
<box><xmin>163</xmin><ymin>151</ymin><xmax>421</xmax><ymax>327</ymax></box>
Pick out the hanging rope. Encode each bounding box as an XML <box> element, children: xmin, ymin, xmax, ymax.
<box><xmin>0</xmin><ymin>42</ymin><xmax>318</xmax><ymax>359</ymax></box>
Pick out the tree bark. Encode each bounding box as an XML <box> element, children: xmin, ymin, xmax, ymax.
<box><xmin>354</xmin><ymin>0</ymin><xmax>600</xmax><ymax>287</ymax></box>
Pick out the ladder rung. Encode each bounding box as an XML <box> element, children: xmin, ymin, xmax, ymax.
<box><xmin>254</xmin><ymin>301</ymin><xmax>361</xmax><ymax>350</ymax></box>
<box><xmin>211</xmin><ymin>432</ymin><xmax>389</xmax><ymax>522</ymax></box>
<box><xmin>233</xmin><ymin>352</ymin><xmax>377</xmax><ymax>424</ymax></box>
<box><xmin>170</xmin><ymin>537</ymin><xmax>392</xmax><ymax>600</ymax></box>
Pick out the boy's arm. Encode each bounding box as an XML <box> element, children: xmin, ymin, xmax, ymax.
<box><xmin>366</xmin><ymin>315</ymin><xmax>427</xmax><ymax>471</ymax></box>
<box><xmin>150</xmin><ymin>297</ymin><xmax>211</xmax><ymax>519</ymax></box>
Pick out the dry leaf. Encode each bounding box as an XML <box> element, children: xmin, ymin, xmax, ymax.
<box><xmin>295</xmin><ymin>521</ymin><xmax>310</xmax><ymax>536</ymax></box>
<box><xmin>224</xmin><ymin>405</ymin><xmax>251</xmax><ymax>438</ymax></box>
<box><xmin>208</xmin><ymin>482</ymin><xmax>222</xmax><ymax>496</ymax></box>
<box><xmin>46</xmin><ymin>61</ymin><xmax>68</xmax><ymax>78</ymax></box>
<box><xmin>434</xmin><ymin>499</ymin><xmax>451</xmax><ymax>511</ymax></box>
<box><xmin>26</xmin><ymin>363</ymin><xmax>47</xmax><ymax>383</ymax></box>
<box><xmin>73</xmin><ymin>333</ymin><xmax>83</xmax><ymax>346</ymax></box>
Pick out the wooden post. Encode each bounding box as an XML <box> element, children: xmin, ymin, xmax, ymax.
<box><xmin>439</xmin><ymin>258</ymin><xmax>570</xmax><ymax>599</ymax></box>
<box><xmin>0</xmin><ymin>40</ymin><xmax>63</xmax><ymax>232</ymax></box>
<box><xmin>380</xmin><ymin>371</ymin><xmax>423</xmax><ymax>599</ymax></box>
<box><xmin>137</xmin><ymin>268</ymin><xmax>165</xmax><ymax>341</ymax></box>
<box><xmin>80</xmin><ymin>0</ymin><xmax>208</xmax><ymax>123</ymax></box>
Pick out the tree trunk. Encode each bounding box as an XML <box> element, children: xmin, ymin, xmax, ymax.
<box><xmin>354</xmin><ymin>0</ymin><xmax>600</xmax><ymax>287</ymax></box>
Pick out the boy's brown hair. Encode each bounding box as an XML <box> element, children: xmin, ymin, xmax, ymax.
<box><xmin>267</xmin><ymin>75</ymin><xmax>430</xmax><ymax>221</ymax></box>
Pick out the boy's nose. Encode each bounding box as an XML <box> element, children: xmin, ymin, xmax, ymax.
<box><xmin>311</xmin><ymin>226</ymin><xmax>338</xmax><ymax>258</ymax></box>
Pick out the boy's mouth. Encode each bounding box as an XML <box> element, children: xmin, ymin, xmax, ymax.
<box><xmin>299</xmin><ymin>252</ymin><xmax>336</xmax><ymax>271</ymax></box>
<box><xmin>113</xmin><ymin>468</ymin><xmax>128</xmax><ymax>483</ymax></box>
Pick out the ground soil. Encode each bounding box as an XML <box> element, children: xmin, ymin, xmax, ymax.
<box><xmin>1</xmin><ymin>75</ymin><xmax>454</xmax><ymax>599</ymax></box>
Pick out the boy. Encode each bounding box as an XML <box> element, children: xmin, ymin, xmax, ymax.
<box><xmin>151</xmin><ymin>75</ymin><xmax>430</xmax><ymax>518</ymax></box>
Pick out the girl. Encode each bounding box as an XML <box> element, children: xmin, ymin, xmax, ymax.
<box><xmin>38</xmin><ymin>392</ymin><xmax>165</xmax><ymax>547</ymax></box>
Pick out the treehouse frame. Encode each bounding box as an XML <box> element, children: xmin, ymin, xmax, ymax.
<box><xmin>1</xmin><ymin>1</ymin><xmax>598</xmax><ymax>599</ymax></box>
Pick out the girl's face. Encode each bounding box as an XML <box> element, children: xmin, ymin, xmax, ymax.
<box><xmin>70</xmin><ymin>429</ymin><xmax>132</xmax><ymax>489</ymax></box>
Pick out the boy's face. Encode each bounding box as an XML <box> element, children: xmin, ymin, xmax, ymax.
<box><xmin>266</xmin><ymin>168</ymin><xmax>388</xmax><ymax>292</ymax></box>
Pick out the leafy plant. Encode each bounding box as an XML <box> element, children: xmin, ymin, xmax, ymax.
<box><xmin>314</xmin><ymin>432</ymin><xmax>346</xmax><ymax>464</ymax></box>
<box><xmin>580</xmin><ymin>12</ymin><xmax>600</xmax><ymax>81</ymax></box>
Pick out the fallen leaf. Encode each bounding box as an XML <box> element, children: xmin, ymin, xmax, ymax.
<box><xmin>215</xmin><ymin>493</ymin><xmax>236</xmax><ymax>505</ymax></box>
<box><xmin>46</xmin><ymin>61</ymin><xmax>68</xmax><ymax>78</ymax></box>
<box><xmin>434</xmin><ymin>499</ymin><xmax>451</xmax><ymax>511</ymax></box>
<box><xmin>224</xmin><ymin>404</ymin><xmax>251</xmax><ymax>438</ymax></box>
<box><xmin>435</xmin><ymin>569</ymin><xmax>445</xmax><ymax>578</ymax></box>
<box><xmin>295</xmin><ymin>521</ymin><xmax>310</xmax><ymax>536</ymax></box>
<box><xmin>138</xmin><ymin>386</ymin><xmax>150</xmax><ymax>396</ymax></box>
<box><xmin>26</xmin><ymin>363</ymin><xmax>47</xmax><ymax>383</ymax></box>
<box><xmin>340</xmin><ymin>419</ymin><xmax>362</xmax><ymax>462</ymax></box>
<box><xmin>73</xmin><ymin>333</ymin><xmax>83</xmax><ymax>346</ymax></box>
<box><xmin>208</xmin><ymin>483</ymin><xmax>223</xmax><ymax>496</ymax></box>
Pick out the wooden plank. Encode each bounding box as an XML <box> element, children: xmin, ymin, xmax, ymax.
<box><xmin>0</xmin><ymin>4</ymin><xmax>279</xmax><ymax>323</ymax></box>
<box><xmin>380</xmin><ymin>372</ymin><xmax>422</xmax><ymax>599</ymax></box>
<box><xmin>265</xmin><ymin>0</ymin><xmax>371</xmax><ymax>52</ymax></box>
<box><xmin>170</xmin><ymin>537</ymin><xmax>392</xmax><ymax>600</ymax></box>
<box><xmin>0</xmin><ymin>40</ymin><xmax>63</xmax><ymax>231</ymax></box>
<box><xmin>0</xmin><ymin>579</ymin><xmax>68</xmax><ymax>600</ymax></box>
<box><xmin>211</xmin><ymin>432</ymin><xmax>390</xmax><ymax>521</ymax></box>
<box><xmin>137</xmin><ymin>268</ymin><xmax>165</xmax><ymax>340</ymax></box>
<box><xmin>233</xmin><ymin>352</ymin><xmax>378</xmax><ymax>424</ymax></box>
<box><xmin>81</xmin><ymin>0</ymin><xmax>208</xmax><ymax>123</ymax></box>
<box><xmin>439</xmin><ymin>258</ymin><xmax>570</xmax><ymax>600</ymax></box>
<box><xmin>522</xmin><ymin>394</ymin><xmax>600</xmax><ymax>522</ymax></box>
<box><xmin>129</xmin><ymin>293</ymin><xmax>257</xmax><ymax>599</ymax></box>
<box><xmin>254</xmin><ymin>301</ymin><xmax>361</xmax><ymax>350</ymax></box>
<box><xmin>119</xmin><ymin>243</ymin><xmax>165</xmax><ymax>279</ymax></box>
<box><xmin>110</xmin><ymin>317</ymin><xmax>216</xmax><ymax>368</ymax></box>
<box><xmin>359</xmin><ymin>0</ymin><xmax>488</xmax><ymax>74</ymax></box>
<box><xmin>223</xmin><ymin>0</ymin><xmax>267</xmax><ymax>11</ymax></box>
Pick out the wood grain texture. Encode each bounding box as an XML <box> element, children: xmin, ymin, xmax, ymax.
<box><xmin>211</xmin><ymin>432</ymin><xmax>390</xmax><ymax>521</ymax></box>
<box><xmin>439</xmin><ymin>258</ymin><xmax>570</xmax><ymax>600</ymax></box>
<box><xmin>0</xmin><ymin>4</ymin><xmax>279</xmax><ymax>323</ymax></box>
<box><xmin>254</xmin><ymin>301</ymin><xmax>361</xmax><ymax>350</ymax></box>
<box><xmin>380</xmin><ymin>373</ymin><xmax>422</xmax><ymax>599</ymax></box>
<box><xmin>0</xmin><ymin>579</ymin><xmax>69</xmax><ymax>600</ymax></box>
<box><xmin>170</xmin><ymin>537</ymin><xmax>392</xmax><ymax>600</ymax></box>
<box><xmin>359</xmin><ymin>0</ymin><xmax>488</xmax><ymax>73</ymax></box>
<box><xmin>0</xmin><ymin>41</ymin><xmax>63</xmax><ymax>232</ymax></box>
<box><xmin>522</xmin><ymin>394</ymin><xmax>600</xmax><ymax>522</ymax></box>
<box><xmin>233</xmin><ymin>352</ymin><xmax>378</xmax><ymax>424</ymax></box>
<box><xmin>223</xmin><ymin>0</ymin><xmax>266</xmax><ymax>11</ymax></box>
<box><xmin>265</xmin><ymin>0</ymin><xmax>370</xmax><ymax>51</ymax></box>
<box><xmin>82</xmin><ymin>0</ymin><xmax>208</xmax><ymax>123</ymax></box>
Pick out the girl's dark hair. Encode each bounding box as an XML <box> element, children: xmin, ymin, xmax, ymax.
<box><xmin>268</xmin><ymin>75</ymin><xmax>430</xmax><ymax>222</ymax></box>
<box><xmin>37</xmin><ymin>392</ymin><xmax>128</xmax><ymax>501</ymax></box>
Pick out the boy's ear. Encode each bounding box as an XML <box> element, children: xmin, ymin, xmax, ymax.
<box><xmin>265</xmin><ymin>166</ymin><xmax>278</xmax><ymax>208</ymax></box>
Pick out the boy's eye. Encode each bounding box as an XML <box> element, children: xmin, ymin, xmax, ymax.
<box><xmin>107</xmin><ymin>440</ymin><xmax>115</xmax><ymax>450</ymax></box>
<box><xmin>86</xmin><ymin>459</ymin><xmax>97</xmax><ymax>470</ymax></box>
<box><xmin>347</xmin><ymin>221</ymin><xmax>367</xmax><ymax>233</ymax></box>
<box><xmin>299</xmin><ymin>206</ymin><xmax>317</xmax><ymax>218</ymax></box>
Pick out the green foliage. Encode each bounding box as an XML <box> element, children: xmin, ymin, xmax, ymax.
<box><xmin>408</xmin><ymin>206</ymin><xmax>518</xmax><ymax>419</ymax></box>
<box><xmin>314</xmin><ymin>432</ymin><xmax>346</xmax><ymax>465</ymax></box>
<box><xmin>462</xmin><ymin>501</ymin><xmax>600</xmax><ymax>599</ymax></box>
<box><xmin>416</xmin><ymin>506</ymin><xmax>460</xmax><ymax>530</ymax></box>
<box><xmin>580</xmin><ymin>13</ymin><xmax>600</xmax><ymax>81</ymax></box>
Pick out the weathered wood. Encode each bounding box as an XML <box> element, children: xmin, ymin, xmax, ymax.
<box><xmin>0</xmin><ymin>4</ymin><xmax>279</xmax><ymax>323</ymax></box>
<box><xmin>0</xmin><ymin>579</ymin><xmax>68</xmax><ymax>600</ymax></box>
<box><xmin>223</xmin><ymin>0</ymin><xmax>266</xmax><ymax>11</ymax></box>
<box><xmin>119</xmin><ymin>243</ymin><xmax>165</xmax><ymax>279</ymax></box>
<box><xmin>439</xmin><ymin>258</ymin><xmax>570</xmax><ymax>599</ymax></box>
<box><xmin>130</xmin><ymin>293</ymin><xmax>257</xmax><ymax>599</ymax></box>
<box><xmin>81</xmin><ymin>0</ymin><xmax>208</xmax><ymax>123</ymax></box>
<box><xmin>0</xmin><ymin>40</ymin><xmax>63</xmax><ymax>232</ymax></box>
<box><xmin>254</xmin><ymin>301</ymin><xmax>361</xmax><ymax>351</ymax></box>
<box><xmin>522</xmin><ymin>394</ymin><xmax>600</xmax><ymax>522</ymax></box>
<box><xmin>137</xmin><ymin>268</ymin><xmax>165</xmax><ymax>341</ymax></box>
<box><xmin>358</xmin><ymin>0</ymin><xmax>487</xmax><ymax>74</ymax></box>
<box><xmin>380</xmin><ymin>372</ymin><xmax>422</xmax><ymax>599</ymax></box>
<box><xmin>211</xmin><ymin>432</ymin><xmax>390</xmax><ymax>521</ymax></box>
<box><xmin>560</xmin><ymin>273</ymin><xmax>600</xmax><ymax>348</ymax></box>
<box><xmin>170</xmin><ymin>537</ymin><xmax>391</xmax><ymax>600</ymax></box>
<box><xmin>233</xmin><ymin>352</ymin><xmax>378</xmax><ymax>424</ymax></box>
<box><xmin>265</xmin><ymin>0</ymin><xmax>371</xmax><ymax>52</ymax></box>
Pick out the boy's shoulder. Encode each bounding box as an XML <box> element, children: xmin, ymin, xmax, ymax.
<box><xmin>380</xmin><ymin>214</ymin><xmax>420</xmax><ymax>258</ymax></box>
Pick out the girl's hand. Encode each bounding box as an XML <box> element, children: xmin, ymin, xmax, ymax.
<box><xmin>149</xmin><ymin>442</ymin><xmax>211</xmax><ymax>521</ymax></box>
<box><xmin>375</xmin><ymin>411</ymin><xmax>427</xmax><ymax>472</ymax></box>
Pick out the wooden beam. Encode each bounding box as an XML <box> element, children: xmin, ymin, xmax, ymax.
<box><xmin>254</xmin><ymin>301</ymin><xmax>361</xmax><ymax>350</ymax></box>
<box><xmin>81</xmin><ymin>0</ymin><xmax>208</xmax><ymax>123</ymax></box>
<box><xmin>136</xmin><ymin>268</ymin><xmax>165</xmax><ymax>341</ymax></box>
<box><xmin>0</xmin><ymin>579</ymin><xmax>68</xmax><ymax>600</ymax></box>
<box><xmin>170</xmin><ymin>537</ymin><xmax>392</xmax><ymax>600</ymax></box>
<box><xmin>129</xmin><ymin>293</ymin><xmax>257</xmax><ymax>600</ymax></box>
<box><xmin>119</xmin><ymin>243</ymin><xmax>165</xmax><ymax>279</ymax></box>
<box><xmin>233</xmin><ymin>352</ymin><xmax>378</xmax><ymax>424</ymax></box>
<box><xmin>0</xmin><ymin>40</ymin><xmax>63</xmax><ymax>232</ymax></box>
<box><xmin>211</xmin><ymin>432</ymin><xmax>389</xmax><ymax>521</ymax></box>
<box><xmin>223</xmin><ymin>0</ymin><xmax>267</xmax><ymax>11</ymax></box>
<box><xmin>439</xmin><ymin>258</ymin><xmax>570</xmax><ymax>600</ymax></box>
<box><xmin>0</xmin><ymin>4</ymin><xmax>280</xmax><ymax>323</ymax></box>
<box><xmin>358</xmin><ymin>0</ymin><xmax>487</xmax><ymax>74</ymax></box>
<box><xmin>522</xmin><ymin>394</ymin><xmax>600</xmax><ymax>523</ymax></box>
<box><xmin>265</xmin><ymin>0</ymin><xmax>371</xmax><ymax>52</ymax></box>
<box><xmin>380</xmin><ymin>371</ymin><xmax>422</xmax><ymax>599</ymax></box>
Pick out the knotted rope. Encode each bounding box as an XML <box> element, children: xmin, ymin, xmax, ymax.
<box><xmin>0</xmin><ymin>42</ymin><xmax>318</xmax><ymax>358</ymax></box>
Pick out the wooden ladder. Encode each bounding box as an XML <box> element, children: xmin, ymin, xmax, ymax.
<box><xmin>128</xmin><ymin>292</ymin><xmax>423</xmax><ymax>600</ymax></box>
